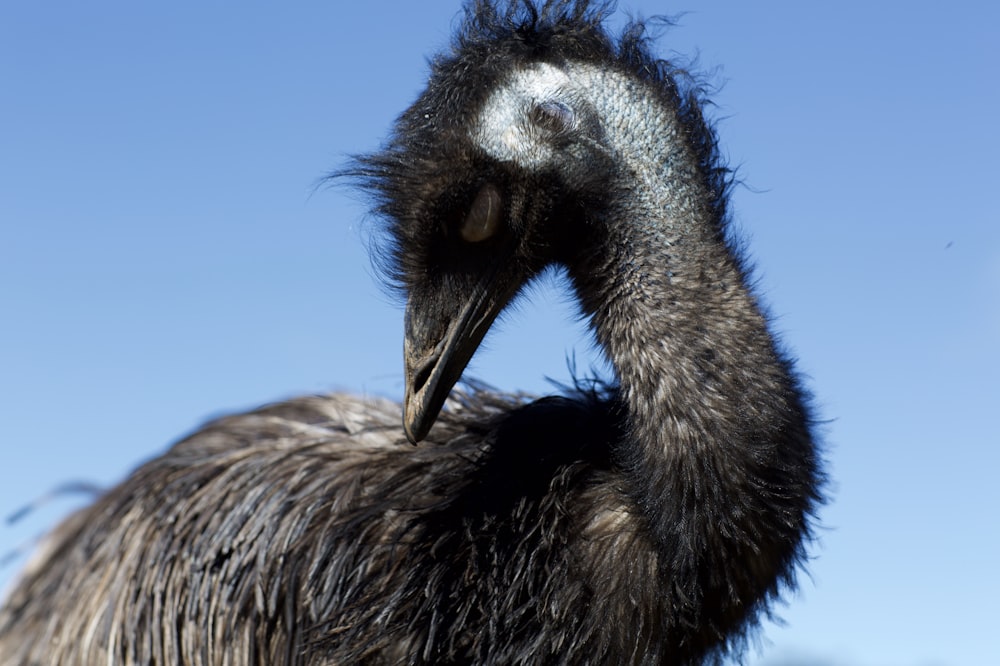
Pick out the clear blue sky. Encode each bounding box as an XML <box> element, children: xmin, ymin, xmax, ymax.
<box><xmin>1</xmin><ymin>2</ymin><xmax>997</xmax><ymax>664</ymax></box>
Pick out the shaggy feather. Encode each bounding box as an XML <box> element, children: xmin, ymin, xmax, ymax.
<box><xmin>0</xmin><ymin>2</ymin><xmax>823</xmax><ymax>664</ymax></box>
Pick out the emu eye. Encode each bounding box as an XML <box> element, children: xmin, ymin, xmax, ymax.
<box><xmin>459</xmin><ymin>183</ymin><xmax>502</xmax><ymax>243</ymax></box>
<box><xmin>530</xmin><ymin>100</ymin><xmax>576</xmax><ymax>134</ymax></box>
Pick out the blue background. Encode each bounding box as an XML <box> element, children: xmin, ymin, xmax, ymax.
<box><xmin>2</xmin><ymin>2</ymin><xmax>997</xmax><ymax>664</ymax></box>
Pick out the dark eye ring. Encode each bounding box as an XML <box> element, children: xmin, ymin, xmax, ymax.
<box><xmin>459</xmin><ymin>183</ymin><xmax>503</xmax><ymax>243</ymax></box>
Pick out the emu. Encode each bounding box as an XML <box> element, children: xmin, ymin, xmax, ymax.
<box><xmin>0</xmin><ymin>2</ymin><xmax>822</xmax><ymax>664</ymax></box>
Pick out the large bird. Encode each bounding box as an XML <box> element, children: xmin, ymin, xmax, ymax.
<box><xmin>0</xmin><ymin>2</ymin><xmax>823</xmax><ymax>664</ymax></box>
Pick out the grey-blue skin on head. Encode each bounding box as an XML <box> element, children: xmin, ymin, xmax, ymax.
<box><xmin>0</xmin><ymin>2</ymin><xmax>824</xmax><ymax>664</ymax></box>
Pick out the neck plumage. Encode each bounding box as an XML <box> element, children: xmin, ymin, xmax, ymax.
<box><xmin>569</xmin><ymin>65</ymin><xmax>817</xmax><ymax>634</ymax></box>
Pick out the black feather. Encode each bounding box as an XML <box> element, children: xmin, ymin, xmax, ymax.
<box><xmin>0</xmin><ymin>2</ymin><xmax>824</xmax><ymax>665</ymax></box>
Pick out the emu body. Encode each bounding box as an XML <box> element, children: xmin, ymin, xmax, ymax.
<box><xmin>0</xmin><ymin>2</ymin><xmax>822</xmax><ymax>664</ymax></box>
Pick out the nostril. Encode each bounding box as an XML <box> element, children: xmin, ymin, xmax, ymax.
<box><xmin>412</xmin><ymin>356</ymin><xmax>434</xmax><ymax>394</ymax></box>
<box><xmin>411</xmin><ymin>341</ymin><xmax>444</xmax><ymax>395</ymax></box>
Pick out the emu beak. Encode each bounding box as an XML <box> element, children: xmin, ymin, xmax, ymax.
<box><xmin>403</xmin><ymin>272</ymin><xmax>512</xmax><ymax>444</ymax></box>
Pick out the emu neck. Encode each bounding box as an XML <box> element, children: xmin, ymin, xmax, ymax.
<box><xmin>569</xmin><ymin>67</ymin><xmax>793</xmax><ymax>538</ymax></box>
<box><xmin>573</xmin><ymin>68</ymin><xmax>761</xmax><ymax>426</ymax></box>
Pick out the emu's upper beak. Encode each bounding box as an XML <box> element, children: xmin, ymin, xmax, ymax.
<box><xmin>402</xmin><ymin>273</ymin><xmax>510</xmax><ymax>443</ymax></box>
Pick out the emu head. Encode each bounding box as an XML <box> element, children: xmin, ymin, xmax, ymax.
<box><xmin>358</xmin><ymin>4</ymin><xmax>624</xmax><ymax>442</ymax></box>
